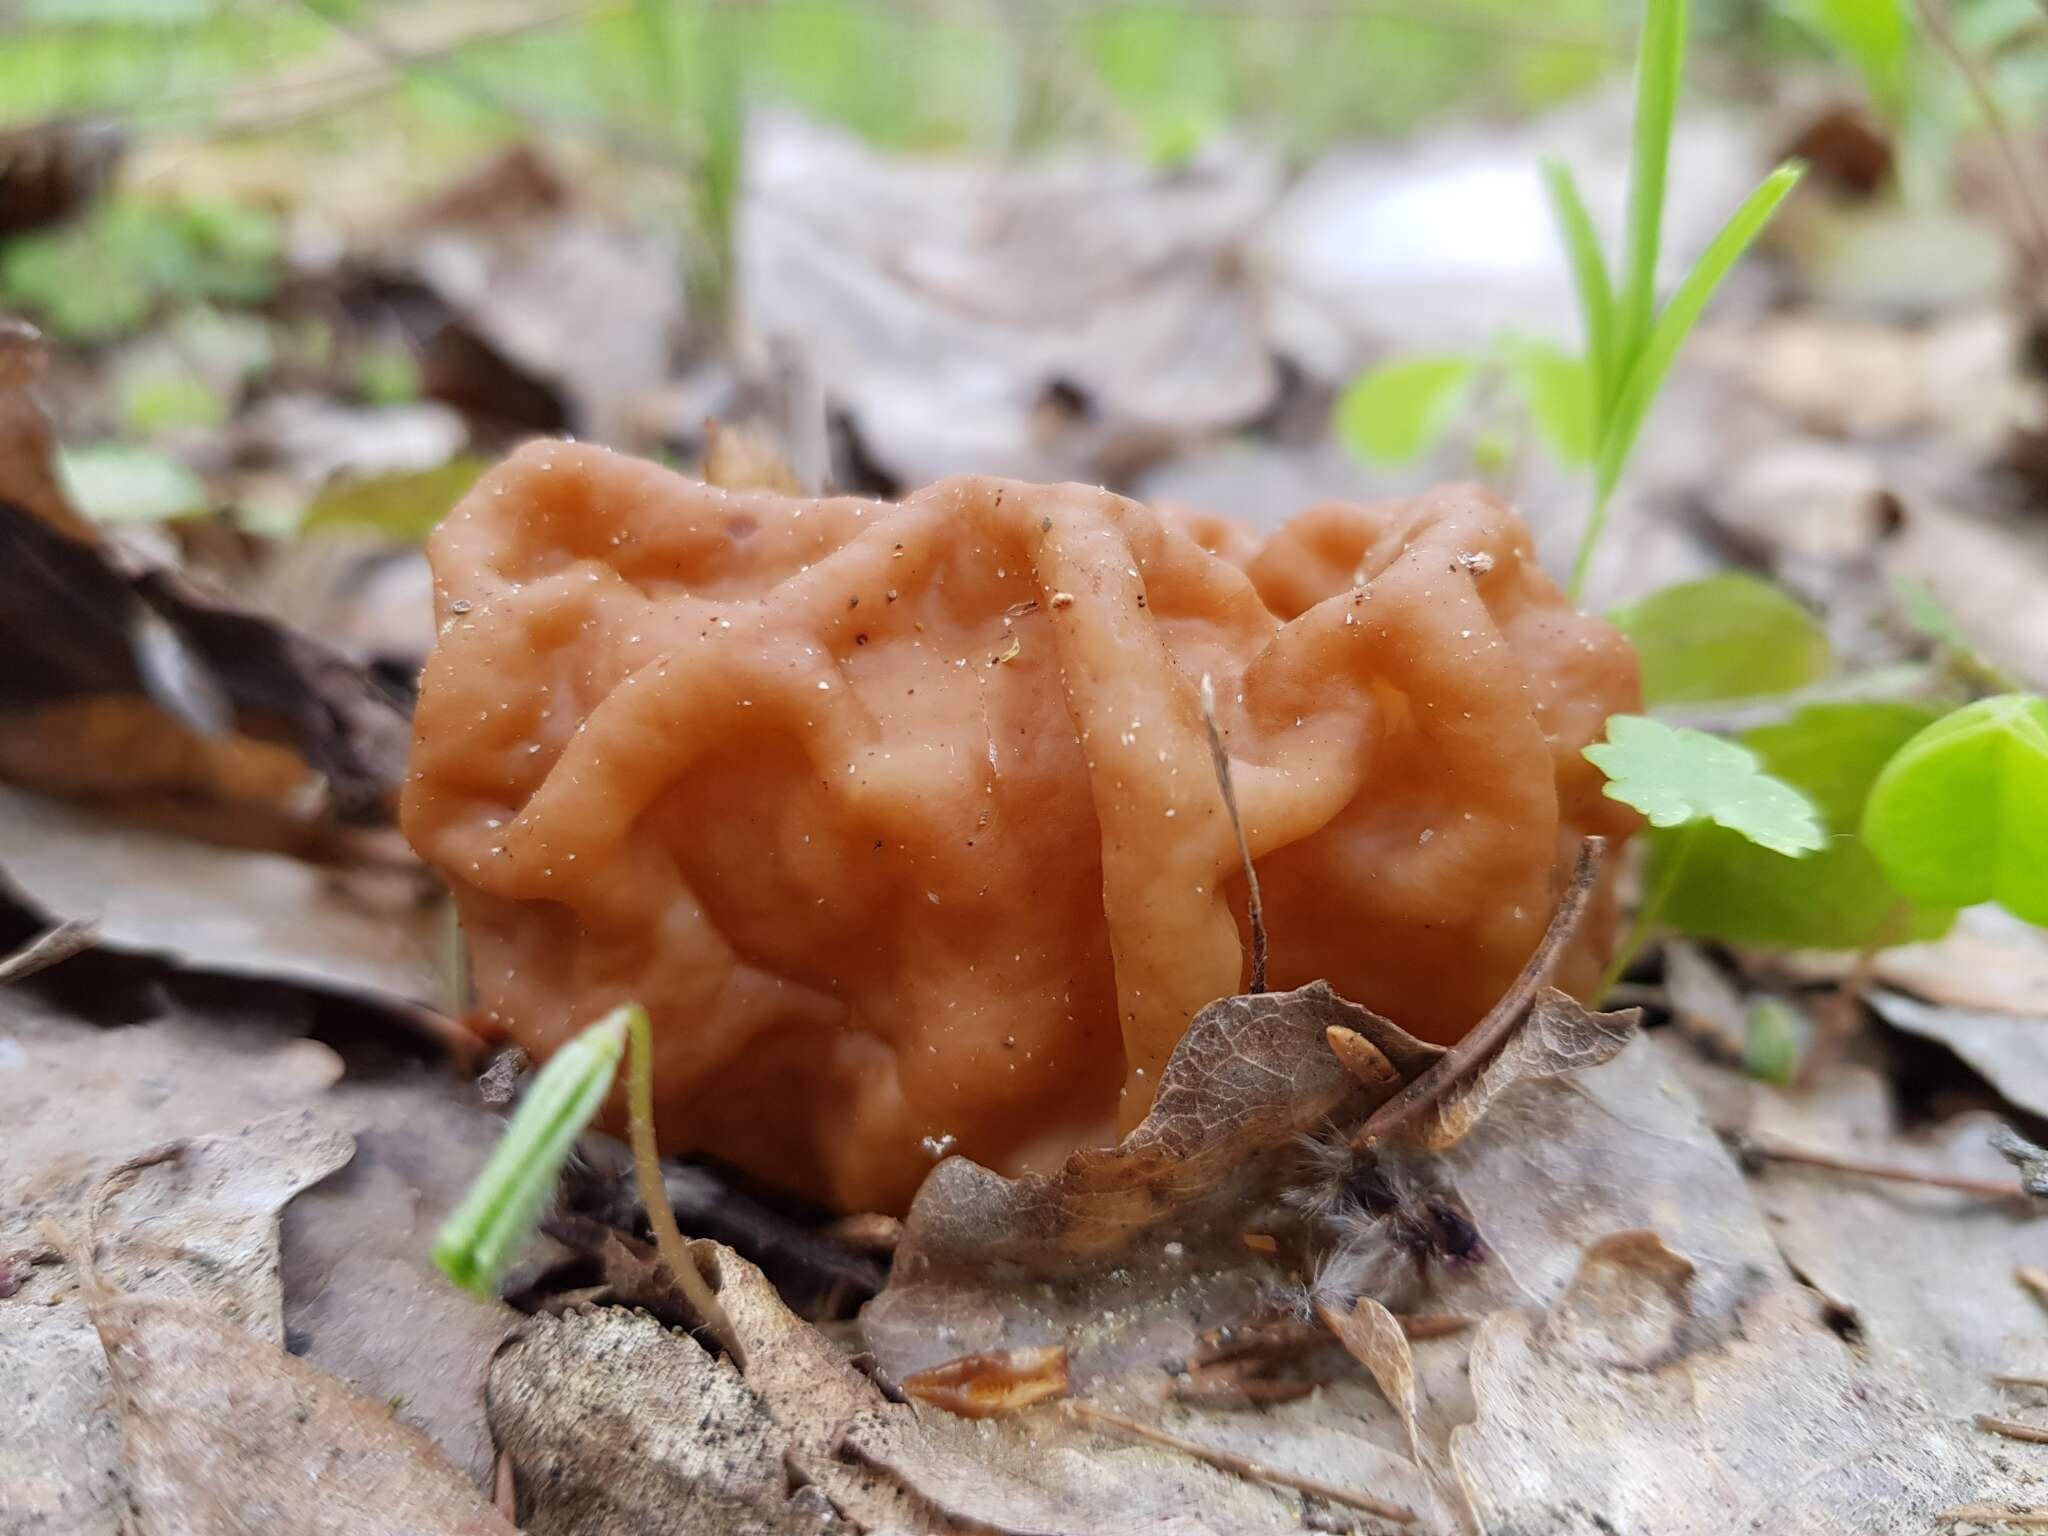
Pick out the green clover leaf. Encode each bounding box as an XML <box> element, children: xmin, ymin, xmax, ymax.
<box><xmin>1584</xmin><ymin>714</ymin><xmax>1825</xmax><ymax>857</ymax></box>
<box><xmin>1861</xmin><ymin>694</ymin><xmax>2048</xmax><ymax>925</ymax></box>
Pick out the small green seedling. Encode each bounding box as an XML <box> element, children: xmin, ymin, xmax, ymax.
<box><xmin>434</xmin><ymin>1000</ymin><xmax>742</xmax><ymax>1359</ymax></box>
<box><xmin>1547</xmin><ymin>0</ymin><xmax>1804</xmax><ymax>597</ymax></box>
<box><xmin>1333</xmin><ymin>356</ymin><xmax>1475</xmax><ymax>465</ymax></box>
<box><xmin>1333</xmin><ymin>338</ymin><xmax>1593</xmax><ymax>472</ymax></box>
<box><xmin>1608</xmin><ymin>572</ymin><xmax>1832</xmax><ymax>707</ymax></box>
<box><xmin>1744</xmin><ymin>998</ymin><xmax>1805</xmax><ymax>1088</ymax></box>
<box><xmin>434</xmin><ymin>1006</ymin><xmax>630</xmax><ymax>1296</ymax></box>
<box><xmin>1584</xmin><ymin>713</ymin><xmax>1825</xmax><ymax>987</ymax></box>
<box><xmin>1861</xmin><ymin>694</ymin><xmax>2048</xmax><ymax>926</ymax></box>
<box><xmin>1893</xmin><ymin>575</ymin><xmax>2020</xmax><ymax>694</ymax></box>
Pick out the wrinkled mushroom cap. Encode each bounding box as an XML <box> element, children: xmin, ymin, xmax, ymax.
<box><xmin>404</xmin><ymin>444</ymin><xmax>1638</xmax><ymax>1214</ymax></box>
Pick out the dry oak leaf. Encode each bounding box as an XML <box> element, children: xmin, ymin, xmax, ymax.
<box><xmin>1451</xmin><ymin>1230</ymin><xmax>2022</xmax><ymax>1534</ymax></box>
<box><xmin>84</xmin><ymin>1278</ymin><xmax>515</xmax><ymax>1536</ymax></box>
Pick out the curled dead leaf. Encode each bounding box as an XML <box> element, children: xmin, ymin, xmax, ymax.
<box><xmin>902</xmin><ymin>1345</ymin><xmax>1072</xmax><ymax>1418</ymax></box>
<box><xmin>892</xmin><ymin>980</ymin><xmax>1438</xmax><ymax>1276</ymax></box>
<box><xmin>1316</xmin><ymin>1295</ymin><xmax>1419</xmax><ymax>1454</ymax></box>
<box><xmin>0</xmin><ymin>337</ymin><xmax>410</xmax><ymax>844</ymax></box>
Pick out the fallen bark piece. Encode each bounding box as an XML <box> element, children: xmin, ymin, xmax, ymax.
<box><xmin>488</xmin><ymin>1306</ymin><xmax>833</xmax><ymax>1536</ymax></box>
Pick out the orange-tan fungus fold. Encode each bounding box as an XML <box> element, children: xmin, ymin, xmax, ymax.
<box><xmin>403</xmin><ymin>444</ymin><xmax>1638</xmax><ymax>1214</ymax></box>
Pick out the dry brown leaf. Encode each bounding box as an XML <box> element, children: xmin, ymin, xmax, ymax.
<box><xmin>1869</xmin><ymin>990</ymin><xmax>2048</xmax><ymax>1123</ymax></box>
<box><xmin>893</xmin><ymin>980</ymin><xmax>1438</xmax><ymax>1275</ymax></box>
<box><xmin>377</xmin><ymin>145</ymin><xmax>682</xmax><ymax>444</ymax></box>
<box><xmin>1451</xmin><ymin>1229</ymin><xmax>2020</xmax><ymax>1533</ymax></box>
<box><xmin>1316</xmin><ymin>1296</ymin><xmax>1418</xmax><ymax>1456</ymax></box>
<box><xmin>1780</xmin><ymin>906</ymin><xmax>2048</xmax><ymax>1021</ymax></box>
<box><xmin>0</xmin><ymin>333</ymin><xmax>412</xmax><ymax>839</ymax></box>
<box><xmin>87</xmin><ymin>1280</ymin><xmax>515</xmax><ymax>1536</ymax></box>
<box><xmin>865</xmin><ymin>980</ymin><xmax>1437</xmax><ymax>1393</ymax></box>
<box><xmin>738</xmin><ymin>113</ymin><xmax>1277</xmax><ymax>486</ymax></box>
<box><xmin>1733</xmin><ymin>1063</ymin><xmax>2048</xmax><ymax>1414</ymax></box>
<box><xmin>0</xmin><ymin>781</ymin><xmax>456</xmax><ymax>1037</ymax></box>
<box><xmin>902</xmin><ymin>1345</ymin><xmax>1072</xmax><ymax>1418</ymax></box>
<box><xmin>723</xmin><ymin>1237</ymin><xmax>1408</xmax><ymax>1536</ymax></box>
<box><xmin>1405</xmin><ymin>986</ymin><xmax>1636</xmax><ymax>1151</ymax></box>
<box><xmin>280</xmin><ymin>1059</ymin><xmax>529</xmax><ymax>1485</ymax></box>
<box><xmin>1427</xmin><ymin>1037</ymin><xmax>1788</xmax><ymax>1323</ymax></box>
<box><xmin>1</xmin><ymin>1087</ymin><xmax>353</xmax><ymax>1535</ymax></box>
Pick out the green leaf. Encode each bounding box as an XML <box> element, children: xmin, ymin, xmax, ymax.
<box><xmin>299</xmin><ymin>458</ymin><xmax>489</xmax><ymax>543</ymax></box>
<box><xmin>1333</xmin><ymin>356</ymin><xmax>1474</xmax><ymax>465</ymax></box>
<box><xmin>353</xmin><ymin>349</ymin><xmax>422</xmax><ymax>407</ymax></box>
<box><xmin>1892</xmin><ymin>574</ymin><xmax>2020</xmax><ymax>692</ymax></box>
<box><xmin>1618</xmin><ymin>0</ymin><xmax>1688</xmax><ymax>364</ymax></box>
<box><xmin>1608</xmin><ymin>572</ymin><xmax>1831</xmax><ymax>706</ymax></box>
<box><xmin>1506</xmin><ymin>339</ymin><xmax>1596</xmax><ymax>465</ymax></box>
<box><xmin>0</xmin><ymin>199</ymin><xmax>283</xmax><ymax>343</ymax></box>
<box><xmin>1584</xmin><ymin>713</ymin><xmax>1825</xmax><ymax>856</ymax></box>
<box><xmin>1798</xmin><ymin>0</ymin><xmax>1912</xmax><ymax>123</ymax></box>
<box><xmin>1745</xmin><ymin>999</ymin><xmax>1803</xmax><ymax>1086</ymax></box>
<box><xmin>1654</xmin><ymin>702</ymin><xmax>1954</xmax><ymax>949</ymax></box>
<box><xmin>57</xmin><ymin>443</ymin><xmax>207</xmax><ymax>524</ymax></box>
<box><xmin>1596</xmin><ymin>162</ymin><xmax>1805</xmax><ymax>507</ymax></box>
<box><xmin>433</xmin><ymin>1005</ymin><xmax>633</xmax><ymax>1296</ymax></box>
<box><xmin>1861</xmin><ymin>695</ymin><xmax>2048</xmax><ymax>924</ymax></box>
<box><xmin>118</xmin><ymin>368</ymin><xmax>228</xmax><ymax>436</ymax></box>
<box><xmin>1541</xmin><ymin>160</ymin><xmax>1616</xmax><ymax>414</ymax></box>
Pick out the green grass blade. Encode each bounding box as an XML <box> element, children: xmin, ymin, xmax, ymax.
<box><xmin>1594</xmin><ymin>161</ymin><xmax>1804</xmax><ymax>508</ymax></box>
<box><xmin>1541</xmin><ymin>159</ymin><xmax>1616</xmax><ymax>417</ymax></box>
<box><xmin>1617</xmin><ymin>0</ymin><xmax>1688</xmax><ymax>364</ymax></box>
<box><xmin>432</xmin><ymin>1006</ymin><xmax>631</xmax><ymax>1296</ymax></box>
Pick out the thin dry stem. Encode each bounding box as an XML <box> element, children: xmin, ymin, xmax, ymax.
<box><xmin>1199</xmin><ymin>673</ymin><xmax>1266</xmax><ymax>993</ymax></box>
<box><xmin>1993</xmin><ymin>1372</ymin><xmax>2048</xmax><ymax>1389</ymax></box>
<box><xmin>2019</xmin><ymin>1266</ymin><xmax>2048</xmax><ymax>1307</ymax></box>
<box><xmin>626</xmin><ymin>1012</ymin><xmax>743</xmax><ymax>1367</ymax></box>
<box><xmin>1353</xmin><ymin>837</ymin><xmax>1604</xmax><ymax>1151</ymax></box>
<box><xmin>0</xmin><ymin>918</ymin><xmax>97</xmax><ymax>984</ymax></box>
<box><xmin>493</xmin><ymin>1450</ymin><xmax>517</xmax><ymax>1521</ymax></box>
<box><xmin>1976</xmin><ymin>1413</ymin><xmax>2048</xmax><ymax>1445</ymax></box>
<box><xmin>1067</xmin><ymin>1400</ymin><xmax>1416</xmax><ymax>1523</ymax></box>
<box><xmin>1914</xmin><ymin>0</ymin><xmax>2048</xmax><ymax>271</ymax></box>
<box><xmin>1740</xmin><ymin>1133</ymin><xmax>2028</xmax><ymax>1202</ymax></box>
<box><xmin>1941</xmin><ymin>1505</ymin><xmax>2048</xmax><ymax>1527</ymax></box>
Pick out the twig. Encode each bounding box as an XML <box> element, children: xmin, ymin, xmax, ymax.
<box><xmin>1914</xmin><ymin>0</ymin><xmax>2048</xmax><ymax>272</ymax></box>
<box><xmin>1353</xmin><ymin>838</ymin><xmax>1604</xmax><ymax>1151</ymax></box>
<box><xmin>625</xmin><ymin>1011</ymin><xmax>744</xmax><ymax>1367</ymax></box>
<box><xmin>2018</xmin><ymin>1266</ymin><xmax>2048</xmax><ymax>1307</ymax></box>
<box><xmin>1977</xmin><ymin>1413</ymin><xmax>2048</xmax><ymax>1445</ymax></box>
<box><xmin>1067</xmin><ymin>1400</ymin><xmax>1416</xmax><ymax>1524</ymax></box>
<box><xmin>0</xmin><ymin>918</ymin><xmax>97</xmax><ymax>984</ymax></box>
<box><xmin>493</xmin><ymin>1450</ymin><xmax>517</xmax><ymax>1521</ymax></box>
<box><xmin>1199</xmin><ymin>674</ymin><xmax>1265</xmax><ymax>993</ymax></box>
<box><xmin>1738</xmin><ymin>1133</ymin><xmax>2028</xmax><ymax>1202</ymax></box>
<box><xmin>1993</xmin><ymin>1372</ymin><xmax>2048</xmax><ymax>1389</ymax></box>
<box><xmin>1941</xmin><ymin>1505</ymin><xmax>2048</xmax><ymax>1527</ymax></box>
